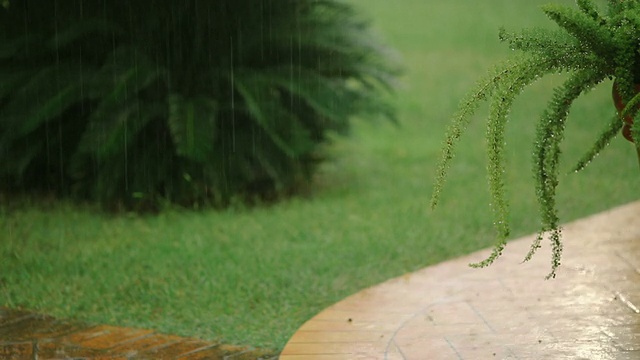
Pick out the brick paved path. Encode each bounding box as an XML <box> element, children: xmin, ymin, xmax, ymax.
<box><xmin>281</xmin><ymin>201</ymin><xmax>640</xmax><ymax>359</ymax></box>
<box><xmin>0</xmin><ymin>308</ymin><xmax>276</xmax><ymax>360</ymax></box>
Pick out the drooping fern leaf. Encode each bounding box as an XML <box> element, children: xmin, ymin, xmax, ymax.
<box><xmin>573</xmin><ymin>114</ymin><xmax>625</xmax><ymax>172</ymax></box>
<box><xmin>577</xmin><ymin>0</ymin><xmax>606</xmax><ymax>24</ymax></box>
<box><xmin>542</xmin><ymin>2</ymin><xmax>615</xmax><ymax>60</ymax></box>
<box><xmin>472</xmin><ymin>56</ymin><xmax>575</xmax><ymax>269</ymax></box>
<box><xmin>432</xmin><ymin>55</ymin><xmax>564</xmax><ymax>210</ymax></box>
<box><xmin>431</xmin><ymin>59</ymin><xmax>518</xmax><ymax>209</ymax></box>
<box><xmin>434</xmin><ymin>0</ymin><xmax>640</xmax><ymax>277</ymax></box>
<box><xmin>529</xmin><ymin>69</ymin><xmax>606</xmax><ymax>279</ymax></box>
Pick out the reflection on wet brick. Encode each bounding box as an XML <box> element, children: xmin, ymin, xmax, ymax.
<box><xmin>141</xmin><ymin>339</ymin><xmax>212</xmax><ymax>358</ymax></box>
<box><xmin>0</xmin><ymin>308</ymin><xmax>277</xmax><ymax>359</ymax></box>
<box><xmin>0</xmin><ymin>342</ymin><xmax>32</xmax><ymax>360</ymax></box>
<box><xmin>72</xmin><ymin>326</ymin><xmax>153</xmax><ymax>350</ymax></box>
<box><xmin>1</xmin><ymin>317</ymin><xmax>85</xmax><ymax>342</ymax></box>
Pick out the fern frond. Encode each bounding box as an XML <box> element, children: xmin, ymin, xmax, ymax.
<box><xmin>530</xmin><ymin>69</ymin><xmax>605</xmax><ymax>278</ymax></box>
<box><xmin>468</xmin><ymin>86</ymin><xmax>513</xmax><ymax>269</ymax></box>
<box><xmin>611</xmin><ymin>18</ymin><xmax>640</xmax><ymax>99</ymax></box>
<box><xmin>576</xmin><ymin>0</ymin><xmax>605</xmax><ymax>24</ymax></box>
<box><xmin>431</xmin><ymin>64</ymin><xmax>512</xmax><ymax>209</ymax></box>
<box><xmin>607</xmin><ymin>0</ymin><xmax>638</xmax><ymax>15</ymax></box>
<box><xmin>470</xmin><ymin>56</ymin><xmax>567</xmax><ymax>269</ymax></box>
<box><xmin>499</xmin><ymin>27</ymin><xmax>576</xmax><ymax>55</ymax></box>
<box><xmin>431</xmin><ymin>55</ymin><xmax>560</xmax><ymax>210</ymax></box>
<box><xmin>633</xmin><ymin>113</ymin><xmax>640</xmax><ymax>147</ymax></box>
<box><xmin>574</xmin><ymin>88</ymin><xmax>640</xmax><ymax>171</ymax></box>
<box><xmin>434</xmin><ymin>0</ymin><xmax>640</xmax><ymax>278</ymax></box>
<box><xmin>572</xmin><ymin>114</ymin><xmax>624</xmax><ymax>172</ymax></box>
<box><xmin>542</xmin><ymin>3</ymin><xmax>615</xmax><ymax>59</ymax></box>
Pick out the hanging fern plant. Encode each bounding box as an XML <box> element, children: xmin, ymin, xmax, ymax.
<box><xmin>0</xmin><ymin>0</ymin><xmax>399</xmax><ymax>210</ymax></box>
<box><xmin>431</xmin><ymin>0</ymin><xmax>640</xmax><ymax>279</ymax></box>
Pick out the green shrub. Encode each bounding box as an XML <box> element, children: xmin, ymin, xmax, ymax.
<box><xmin>0</xmin><ymin>0</ymin><xmax>399</xmax><ymax>209</ymax></box>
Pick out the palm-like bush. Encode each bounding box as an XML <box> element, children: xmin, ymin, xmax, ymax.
<box><xmin>0</xmin><ymin>0</ymin><xmax>398</xmax><ymax>209</ymax></box>
<box><xmin>432</xmin><ymin>0</ymin><xmax>640</xmax><ymax>278</ymax></box>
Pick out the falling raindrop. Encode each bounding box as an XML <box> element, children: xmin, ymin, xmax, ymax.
<box><xmin>289</xmin><ymin>35</ymin><xmax>294</xmax><ymax>110</ymax></box>
<box><xmin>230</xmin><ymin>34</ymin><xmax>236</xmax><ymax>153</ymax></box>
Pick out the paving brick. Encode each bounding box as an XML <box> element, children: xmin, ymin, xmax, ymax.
<box><xmin>297</xmin><ymin>320</ymin><xmax>400</xmax><ymax>332</ymax></box>
<box><xmin>0</xmin><ymin>308</ymin><xmax>34</xmax><ymax>326</ymax></box>
<box><xmin>0</xmin><ymin>342</ymin><xmax>32</xmax><ymax>360</ymax></box>
<box><xmin>224</xmin><ymin>346</ymin><xmax>278</xmax><ymax>360</ymax></box>
<box><xmin>66</xmin><ymin>325</ymin><xmax>154</xmax><ymax>350</ymax></box>
<box><xmin>290</xmin><ymin>330</ymin><xmax>388</xmax><ymax>343</ymax></box>
<box><xmin>138</xmin><ymin>339</ymin><xmax>213</xmax><ymax>358</ymax></box>
<box><xmin>393</xmin><ymin>338</ymin><xmax>460</xmax><ymax>359</ymax></box>
<box><xmin>34</xmin><ymin>341</ymin><xmax>108</xmax><ymax>359</ymax></box>
<box><xmin>280</xmin><ymin>341</ymin><xmax>388</xmax><ymax>355</ymax></box>
<box><xmin>453</xmin><ymin>345</ymin><xmax>517</xmax><ymax>360</ymax></box>
<box><xmin>279</xmin><ymin>355</ymin><xmax>382</xmax><ymax>360</ymax></box>
<box><xmin>110</xmin><ymin>333</ymin><xmax>183</xmax><ymax>354</ymax></box>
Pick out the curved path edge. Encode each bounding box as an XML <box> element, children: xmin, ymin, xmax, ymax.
<box><xmin>281</xmin><ymin>201</ymin><xmax>640</xmax><ymax>359</ymax></box>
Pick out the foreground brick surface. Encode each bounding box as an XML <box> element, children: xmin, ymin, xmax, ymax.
<box><xmin>0</xmin><ymin>308</ymin><xmax>276</xmax><ymax>360</ymax></box>
<box><xmin>281</xmin><ymin>201</ymin><xmax>640</xmax><ymax>359</ymax></box>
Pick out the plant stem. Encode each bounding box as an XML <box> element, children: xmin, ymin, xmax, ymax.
<box><xmin>636</xmin><ymin>145</ymin><xmax>640</xmax><ymax>170</ymax></box>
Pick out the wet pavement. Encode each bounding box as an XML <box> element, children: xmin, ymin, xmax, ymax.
<box><xmin>0</xmin><ymin>308</ymin><xmax>277</xmax><ymax>360</ymax></box>
<box><xmin>281</xmin><ymin>201</ymin><xmax>640</xmax><ymax>359</ymax></box>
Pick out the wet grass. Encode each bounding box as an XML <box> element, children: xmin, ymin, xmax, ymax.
<box><xmin>1</xmin><ymin>0</ymin><xmax>638</xmax><ymax>352</ymax></box>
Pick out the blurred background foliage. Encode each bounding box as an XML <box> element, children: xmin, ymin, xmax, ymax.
<box><xmin>0</xmin><ymin>0</ymin><xmax>399</xmax><ymax>210</ymax></box>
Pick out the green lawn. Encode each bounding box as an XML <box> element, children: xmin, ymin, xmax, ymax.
<box><xmin>1</xmin><ymin>0</ymin><xmax>637</xmax><ymax>352</ymax></box>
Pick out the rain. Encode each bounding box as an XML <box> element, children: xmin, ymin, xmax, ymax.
<box><xmin>2</xmin><ymin>0</ymin><xmax>639</xmax><ymax>357</ymax></box>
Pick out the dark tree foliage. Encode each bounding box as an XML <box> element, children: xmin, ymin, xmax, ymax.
<box><xmin>0</xmin><ymin>0</ymin><xmax>399</xmax><ymax>210</ymax></box>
